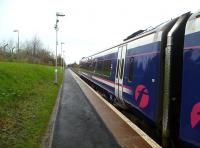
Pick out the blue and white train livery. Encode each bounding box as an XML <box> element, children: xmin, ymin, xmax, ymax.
<box><xmin>78</xmin><ymin>11</ymin><xmax>200</xmax><ymax>148</ymax></box>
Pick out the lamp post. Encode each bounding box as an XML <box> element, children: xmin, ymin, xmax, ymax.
<box><xmin>13</xmin><ymin>30</ymin><xmax>19</xmax><ymax>53</ymax></box>
<box><xmin>63</xmin><ymin>50</ymin><xmax>65</xmax><ymax>70</ymax></box>
<box><xmin>54</xmin><ymin>12</ymin><xmax>65</xmax><ymax>84</ymax></box>
<box><xmin>61</xmin><ymin>42</ymin><xmax>64</xmax><ymax>70</ymax></box>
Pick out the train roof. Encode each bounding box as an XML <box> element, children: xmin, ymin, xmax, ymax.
<box><xmin>80</xmin><ymin>14</ymin><xmax>182</xmax><ymax>62</ymax></box>
<box><xmin>123</xmin><ymin>30</ymin><xmax>145</xmax><ymax>41</ymax></box>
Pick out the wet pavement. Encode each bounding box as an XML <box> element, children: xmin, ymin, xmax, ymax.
<box><xmin>52</xmin><ymin>69</ymin><xmax>120</xmax><ymax>148</ymax></box>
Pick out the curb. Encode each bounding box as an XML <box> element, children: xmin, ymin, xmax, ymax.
<box><xmin>41</xmin><ymin>72</ymin><xmax>64</xmax><ymax>148</ymax></box>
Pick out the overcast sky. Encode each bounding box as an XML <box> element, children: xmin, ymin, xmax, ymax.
<box><xmin>0</xmin><ymin>0</ymin><xmax>199</xmax><ymax>64</ymax></box>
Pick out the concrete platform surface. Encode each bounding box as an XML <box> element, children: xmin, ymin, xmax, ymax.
<box><xmin>52</xmin><ymin>69</ymin><xmax>160</xmax><ymax>148</ymax></box>
<box><xmin>52</xmin><ymin>69</ymin><xmax>120</xmax><ymax>148</ymax></box>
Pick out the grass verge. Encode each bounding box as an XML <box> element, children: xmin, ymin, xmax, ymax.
<box><xmin>0</xmin><ymin>62</ymin><xmax>63</xmax><ymax>147</ymax></box>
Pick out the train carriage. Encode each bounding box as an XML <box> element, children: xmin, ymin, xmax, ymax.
<box><xmin>78</xmin><ymin>11</ymin><xmax>200</xmax><ymax>147</ymax></box>
<box><xmin>180</xmin><ymin>11</ymin><xmax>200</xmax><ymax>148</ymax></box>
<box><xmin>79</xmin><ymin>18</ymin><xmax>178</xmax><ymax>145</ymax></box>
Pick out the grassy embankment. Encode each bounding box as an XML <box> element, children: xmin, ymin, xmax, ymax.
<box><xmin>0</xmin><ymin>62</ymin><xmax>63</xmax><ymax>147</ymax></box>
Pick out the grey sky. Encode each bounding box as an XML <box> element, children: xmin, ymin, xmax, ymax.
<box><xmin>0</xmin><ymin>0</ymin><xmax>199</xmax><ymax>64</ymax></box>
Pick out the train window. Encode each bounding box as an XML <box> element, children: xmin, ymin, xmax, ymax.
<box><xmin>185</xmin><ymin>16</ymin><xmax>200</xmax><ymax>35</ymax></box>
<box><xmin>89</xmin><ymin>62</ymin><xmax>93</xmax><ymax>71</ymax></box>
<box><xmin>120</xmin><ymin>59</ymin><xmax>124</xmax><ymax>79</ymax></box>
<box><xmin>96</xmin><ymin>61</ymin><xmax>103</xmax><ymax>74</ymax></box>
<box><xmin>128</xmin><ymin>57</ymin><xmax>134</xmax><ymax>81</ymax></box>
<box><xmin>81</xmin><ymin>63</ymin><xmax>86</xmax><ymax>70</ymax></box>
<box><xmin>92</xmin><ymin>61</ymin><xmax>96</xmax><ymax>72</ymax></box>
<box><xmin>103</xmin><ymin>60</ymin><xmax>112</xmax><ymax>76</ymax></box>
<box><xmin>85</xmin><ymin>63</ymin><xmax>90</xmax><ymax>71</ymax></box>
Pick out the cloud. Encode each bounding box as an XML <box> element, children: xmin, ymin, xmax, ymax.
<box><xmin>0</xmin><ymin>0</ymin><xmax>199</xmax><ymax>64</ymax></box>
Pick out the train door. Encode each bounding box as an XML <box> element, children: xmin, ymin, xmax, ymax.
<box><xmin>115</xmin><ymin>45</ymin><xmax>127</xmax><ymax>106</ymax></box>
<box><xmin>179</xmin><ymin>12</ymin><xmax>200</xmax><ymax>147</ymax></box>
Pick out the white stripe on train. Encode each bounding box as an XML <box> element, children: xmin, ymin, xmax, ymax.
<box><xmin>80</xmin><ymin>74</ymin><xmax>133</xmax><ymax>95</ymax></box>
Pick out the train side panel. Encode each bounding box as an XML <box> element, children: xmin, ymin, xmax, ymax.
<box><xmin>180</xmin><ymin>11</ymin><xmax>200</xmax><ymax>147</ymax></box>
<box><xmin>122</xmin><ymin>33</ymin><xmax>162</xmax><ymax>123</ymax></box>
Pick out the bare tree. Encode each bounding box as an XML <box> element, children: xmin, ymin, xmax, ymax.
<box><xmin>7</xmin><ymin>39</ymin><xmax>15</xmax><ymax>53</ymax></box>
<box><xmin>0</xmin><ymin>35</ymin><xmax>55</xmax><ymax>65</ymax></box>
<box><xmin>31</xmin><ymin>35</ymin><xmax>43</xmax><ymax>56</ymax></box>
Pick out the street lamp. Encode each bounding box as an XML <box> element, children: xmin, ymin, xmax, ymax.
<box><xmin>54</xmin><ymin>12</ymin><xmax>65</xmax><ymax>84</ymax></box>
<box><xmin>61</xmin><ymin>42</ymin><xmax>64</xmax><ymax>70</ymax></box>
<box><xmin>13</xmin><ymin>30</ymin><xmax>19</xmax><ymax>53</ymax></box>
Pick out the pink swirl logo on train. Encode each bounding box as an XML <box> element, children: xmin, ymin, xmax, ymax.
<box><xmin>134</xmin><ymin>84</ymin><xmax>149</xmax><ymax>108</ymax></box>
<box><xmin>191</xmin><ymin>102</ymin><xmax>200</xmax><ymax>128</ymax></box>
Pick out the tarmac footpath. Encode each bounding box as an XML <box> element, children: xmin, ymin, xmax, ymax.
<box><xmin>51</xmin><ymin>69</ymin><xmax>161</xmax><ymax>148</ymax></box>
<box><xmin>51</xmin><ymin>69</ymin><xmax>120</xmax><ymax>148</ymax></box>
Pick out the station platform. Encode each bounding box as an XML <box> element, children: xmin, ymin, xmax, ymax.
<box><xmin>51</xmin><ymin>69</ymin><xmax>161</xmax><ymax>148</ymax></box>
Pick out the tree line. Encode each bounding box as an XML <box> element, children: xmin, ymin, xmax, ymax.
<box><xmin>0</xmin><ymin>35</ymin><xmax>64</xmax><ymax>66</ymax></box>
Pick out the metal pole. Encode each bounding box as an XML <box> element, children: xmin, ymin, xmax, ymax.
<box><xmin>54</xmin><ymin>12</ymin><xmax>65</xmax><ymax>84</ymax></box>
<box><xmin>13</xmin><ymin>30</ymin><xmax>20</xmax><ymax>53</ymax></box>
<box><xmin>63</xmin><ymin>51</ymin><xmax>65</xmax><ymax>70</ymax></box>
<box><xmin>61</xmin><ymin>42</ymin><xmax>64</xmax><ymax>70</ymax></box>
<box><xmin>54</xmin><ymin>16</ymin><xmax>58</xmax><ymax>84</ymax></box>
<box><xmin>17</xmin><ymin>31</ymin><xmax>19</xmax><ymax>53</ymax></box>
<box><xmin>61</xmin><ymin>42</ymin><xmax>63</xmax><ymax>70</ymax></box>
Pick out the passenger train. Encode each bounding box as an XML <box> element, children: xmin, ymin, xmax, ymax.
<box><xmin>78</xmin><ymin>11</ymin><xmax>200</xmax><ymax>147</ymax></box>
